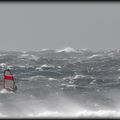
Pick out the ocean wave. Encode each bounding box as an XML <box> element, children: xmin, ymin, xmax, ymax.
<box><xmin>16</xmin><ymin>109</ymin><xmax>120</xmax><ymax>118</ymax></box>
<box><xmin>56</xmin><ymin>47</ymin><xmax>77</xmax><ymax>53</ymax></box>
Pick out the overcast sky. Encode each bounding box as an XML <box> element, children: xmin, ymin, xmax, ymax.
<box><xmin>0</xmin><ymin>2</ymin><xmax>120</xmax><ymax>51</ymax></box>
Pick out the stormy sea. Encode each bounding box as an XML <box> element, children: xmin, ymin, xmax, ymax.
<box><xmin>0</xmin><ymin>47</ymin><xmax>120</xmax><ymax>118</ymax></box>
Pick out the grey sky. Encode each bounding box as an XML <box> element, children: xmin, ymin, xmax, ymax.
<box><xmin>0</xmin><ymin>2</ymin><xmax>120</xmax><ymax>51</ymax></box>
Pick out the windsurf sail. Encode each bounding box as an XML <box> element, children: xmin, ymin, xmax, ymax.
<box><xmin>3</xmin><ymin>69</ymin><xmax>17</xmax><ymax>92</ymax></box>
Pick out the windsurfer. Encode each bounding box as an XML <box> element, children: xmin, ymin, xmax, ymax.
<box><xmin>3</xmin><ymin>67</ymin><xmax>17</xmax><ymax>92</ymax></box>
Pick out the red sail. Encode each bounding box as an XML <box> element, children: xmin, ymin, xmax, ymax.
<box><xmin>3</xmin><ymin>69</ymin><xmax>15</xmax><ymax>89</ymax></box>
<box><xmin>4</xmin><ymin>75</ymin><xmax>14</xmax><ymax>80</ymax></box>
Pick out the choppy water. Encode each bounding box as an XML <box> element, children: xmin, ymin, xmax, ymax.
<box><xmin>0</xmin><ymin>48</ymin><xmax>120</xmax><ymax>118</ymax></box>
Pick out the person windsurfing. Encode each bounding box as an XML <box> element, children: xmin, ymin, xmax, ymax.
<box><xmin>3</xmin><ymin>66</ymin><xmax>17</xmax><ymax>92</ymax></box>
